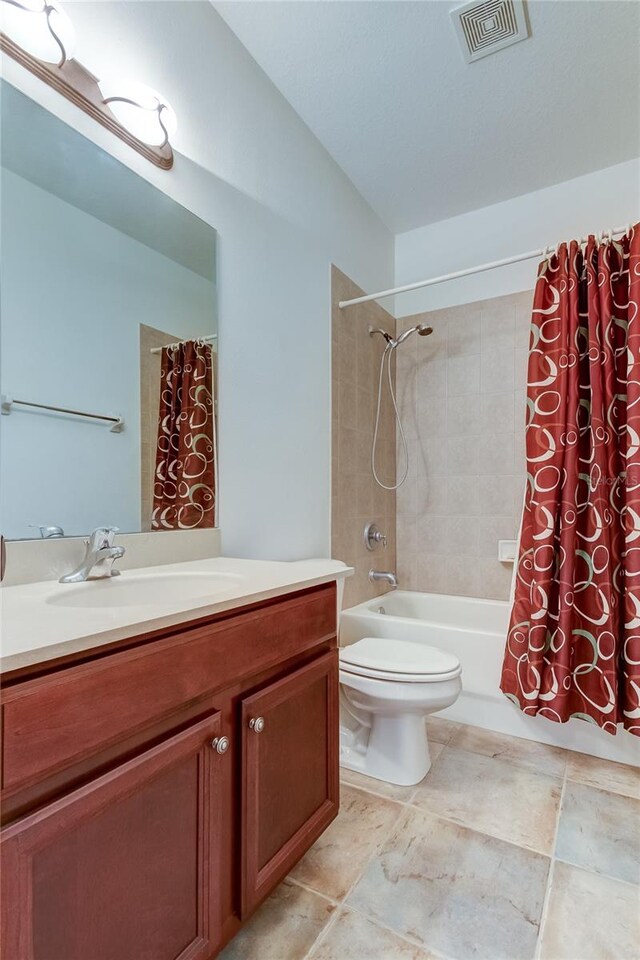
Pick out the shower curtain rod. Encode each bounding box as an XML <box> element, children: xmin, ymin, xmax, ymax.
<box><xmin>150</xmin><ymin>334</ymin><xmax>217</xmax><ymax>355</ymax></box>
<box><xmin>338</xmin><ymin>223</ymin><xmax>631</xmax><ymax>309</ymax></box>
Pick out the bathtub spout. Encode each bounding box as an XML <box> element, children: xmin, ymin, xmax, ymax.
<box><xmin>369</xmin><ymin>569</ymin><xmax>398</xmax><ymax>588</ymax></box>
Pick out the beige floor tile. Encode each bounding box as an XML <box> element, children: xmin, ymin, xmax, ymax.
<box><xmin>288</xmin><ymin>785</ymin><xmax>402</xmax><ymax>900</ymax></box>
<box><xmin>411</xmin><ymin>745</ymin><xmax>562</xmax><ymax>853</ymax></box>
<box><xmin>566</xmin><ymin>751</ymin><xmax>640</xmax><ymax>800</ymax></box>
<box><xmin>347</xmin><ymin>806</ymin><xmax>550</xmax><ymax>960</ymax></box>
<box><xmin>219</xmin><ymin>879</ymin><xmax>335</xmax><ymax>960</ymax></box>
<box><xmin>340</xmin><ymin>743</ymin><xmax>444</xmax><ymax>802</ymax></box>
<box><xmin>425</xmin><ymin>716</ymin><xmax>460</xmax><ymax>744</ymax></box>
<box><xmin>451</xmin><ymin>725</ymin><xmax>567</xmax><ymax>779</ymax></box>
<box><xmin>540</xmin><ymin>862</ymin><xmax>640</xmax><ymax>960</ymax></box>
<box><xmin>308</xmin><ymin>907</ymin><xmax>434</xmax><ymax>960</ymax></box>
<box><xmin>556</xmin><ymin>782</ymin><xmax>640</xmax><ymax>884</ymax></box>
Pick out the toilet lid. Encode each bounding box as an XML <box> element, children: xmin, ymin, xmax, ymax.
<box><xmin>339</xmin><ymin>636</ymin><xmax>460</xmax><ymax>677</ymax></box>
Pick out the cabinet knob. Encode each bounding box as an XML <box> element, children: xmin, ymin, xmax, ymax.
<box><xmin>211</xmin><ymin>736</ymin><xmax>230</xmax><ymax>754</ymax></box>
<box><xmin>249</xmin><ymin>716</ymin><xmax>265</xmax><ymax>733</ymax></box>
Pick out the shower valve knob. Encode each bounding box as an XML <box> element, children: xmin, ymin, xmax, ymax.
<box><xmin>364</xmin><ymin>522</ymin><xmax>387</xmax><ymax>551</ymax></box>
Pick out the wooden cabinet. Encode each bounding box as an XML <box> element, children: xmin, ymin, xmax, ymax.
<box><xmin>241</xmin><ymin>652</ymin><xmax>339</xmax><ymax>915</ymax></box>
<box><xmin>1</xmin><ymin>714</ymin><xmax>223</xmax><ymax>960</ymax></box>
<box><xmin>0</xmin><ymin>583</ymin><xmax>339</xmax><ymax>960</ymax></box>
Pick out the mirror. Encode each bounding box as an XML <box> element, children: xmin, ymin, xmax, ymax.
<box><xmin>0</xmin><ymin>82</ymin><xmax>218</xmax><ymax>540</ymax></box>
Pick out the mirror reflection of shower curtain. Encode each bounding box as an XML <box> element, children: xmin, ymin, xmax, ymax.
<box><xmin>152</xmin><ymin>339</ymin><xmax>216</xmax><ymax>529</ymax></box>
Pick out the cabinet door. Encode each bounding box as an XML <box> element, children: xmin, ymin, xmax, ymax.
<box><xmin>241</xmin><ymin>651</ymin><xmax>339</xmax><ymax>915</ymax></box>
<box><xmin>1</xmin><ymin>713</ymin><xmax>224</xmax><ymax>960</ymax></box>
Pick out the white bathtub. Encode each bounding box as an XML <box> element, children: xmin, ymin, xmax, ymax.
<box><xmin>340</xmin><ymin>590</ymin><xmax>639</xmax><ymax>767</ymax></box>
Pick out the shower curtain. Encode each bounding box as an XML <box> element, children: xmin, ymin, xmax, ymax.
<box><xmin>152</xmin><ymin>339</ymin><xmax>216</xmax><ymax>530</ymax></box>
<box><xmin>500</xmin><ymin>225</ymin><xmax>640</xmax><ymax>736</ymax></box>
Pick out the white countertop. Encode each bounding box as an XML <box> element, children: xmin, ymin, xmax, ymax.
<box><xmin>0</xmin><ymin>557</ymin><xmax>352</xmax><ymax>674</ymax></box>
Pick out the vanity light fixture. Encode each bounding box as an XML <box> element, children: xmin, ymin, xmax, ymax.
<box><xmin>0</xmin><ymin>0</ymin><xmax>175</xmax><ymax>168</ymax></box>
<box><xmin>0</xmin><ymin>0</ymin><xmax>75</xmax><ymax>66</ymax></box>
<box><xmin>98</xmin><ymin>79</ymin><xmax>177</xmax><ymax>148</ymax></box>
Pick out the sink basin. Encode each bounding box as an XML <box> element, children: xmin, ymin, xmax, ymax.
<box><xmin>46</xmin><ymin>572</ymin><xmax>244</xmax><ymax>610</ymax></box>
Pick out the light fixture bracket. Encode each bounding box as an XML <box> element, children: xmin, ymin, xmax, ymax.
<box><xmin>0</xmin><ymin>32</ymin><xmax>174</xmax><ymax>169</ymax></box>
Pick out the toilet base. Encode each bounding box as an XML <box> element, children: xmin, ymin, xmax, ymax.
<box><xmin>339</xmin><ymin>667</ymin><xmax>461</xmax><ymax>787</ymax></box>
<box><xmin>340</xmin><ymin>713</ymin><xmax>432</xmax><ymax>786</ymax></box>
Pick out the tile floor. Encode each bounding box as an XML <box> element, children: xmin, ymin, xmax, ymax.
<box><xmin>221</xmin><ymin>718</ymin><xmax>640</xmax><ymax>960</ymax></box>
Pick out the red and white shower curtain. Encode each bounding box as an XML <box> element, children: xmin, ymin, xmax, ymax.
<box><xmin>152</xmin><ymin>339</ymin><xmax>216</xmax><ymax>530</ymax></box>
<box><xmin>501</xmin><ymin>225</ymin><xmax>640</xmax><ymax>736</ymax></box>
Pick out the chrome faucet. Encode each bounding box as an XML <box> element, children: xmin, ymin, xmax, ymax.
<box><xmin>59</xmin><ymin>527</ymin><xmax>125</xmax><ymax>583</ymax></box>
<box><xmin>29</xmin><ymin>524</ymin><xmax>65</xmax><ymax>539</ymax></box>
<box><xmin>369</xmin><ymin>569</ymin><xmax>398</xmax><ymax>588</ymax></box>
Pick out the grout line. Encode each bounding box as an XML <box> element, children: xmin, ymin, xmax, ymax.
<box><xmin>340</xmin><ymin>780</ymin><xmax>408</xmax><ymax>810</ymax></box>
<box><xmin>534</xmin><ymin>760</ymin><xmax>568</xmax><ymax>959</ymax></box>
<box><xmin>404</xmin><ymin>803</ymin><xmax>555</xmax><ymax>859</ymax></box>
<box><xmin>435</xmin><ymin>743</ymin><xmax>567</xmax><ymax>784</ymax></box>
<box><xmin>338</xmin><ymin>900</ymin><xmax>453</xmax><ymax>960</ymax></box>
<box><xmin>551</xmin><ymin>857</ymin><xmax>640</xmax><ymax>890</ymax></box>
<box><xmin>301</xmin><ymin>902</ymin><xmax>342</xmax><ymax>960</ymax></box>
<box><xmin>534</xmin><ymin>850</ymin><xmax>558</xmax><ymax>960</ymax></box>
<box><xmin>286</xmin><ymin>876</ymin><xmax>340</xmax><ymax>906</ymax></box>
<box><xmin>339</xmin><ymin>776</ymin><xmax>414</xmax><ymax>806</ymax></box>
<box><xmin>563</xmin><ymin>771</ymin><xmax>640</xmax><ymax>802</ymax></box>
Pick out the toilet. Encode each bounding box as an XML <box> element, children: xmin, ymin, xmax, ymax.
<box><xmin>339</xmin><ymin>636</ymin><xmax>462</xmax><ymax>786</ymax></box>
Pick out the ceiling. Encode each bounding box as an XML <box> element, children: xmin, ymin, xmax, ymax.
<box><xmin>214</xmin><ymin>0</ymin><xmax>640</xmax><ymax>233</ymax></box>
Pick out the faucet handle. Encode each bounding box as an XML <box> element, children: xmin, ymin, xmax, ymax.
<box><xmin>88</xmin><ymin>526</ymin><xmax>119</xmax><ymax>548</ymax></box>
<box><xmin>364</xmin><ymin>522</ymin><xmax>387</xmax><ymax>552</ymax></box>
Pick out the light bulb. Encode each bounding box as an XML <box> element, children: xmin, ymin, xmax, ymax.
<box><xmin>98</xmin><ymin>78</ymin><xmax>177</xmax><ymax>147</ymax></box>
<box><xmin>0</xmin><ymin>0</ymin><xmax>76</xmax><ymax>65</ymax></box>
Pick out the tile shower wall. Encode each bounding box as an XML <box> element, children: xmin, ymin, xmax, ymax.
<box><xmin>332</xmin><ymin>267</ymin><xmax>397</xmax><ymax>608</ymax></box>
<box><xmin>396</xmin><ymin>290</ymin><xmax>533</xmax><ymax>600</ymax></box>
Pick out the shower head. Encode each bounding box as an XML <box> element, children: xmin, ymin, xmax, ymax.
<box><xmin>394</xmin><ymin>323</ymin><xmax>435</xmax><ymax>346</ymax></box>
<box><xmin>370</xmin><ymin>323</ymin><xmax>434</xmax><ymax>348</ymax></box>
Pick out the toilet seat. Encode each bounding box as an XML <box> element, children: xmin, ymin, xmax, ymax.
<box><xmin>339</xmin><ymin>636</ymin><xmax>461</xmax><ymax>683</ymax></box>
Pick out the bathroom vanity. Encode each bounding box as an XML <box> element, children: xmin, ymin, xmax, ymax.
<box><xmin>0</xmin><ymin>559</ymin><xmax>348</xmax><ymax>960</ymax></box>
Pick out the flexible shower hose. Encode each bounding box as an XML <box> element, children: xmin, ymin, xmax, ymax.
<box><xmin>371</xmin><ymin>341</ymin><xmax>409</xmax><ymax>490</ymax></box>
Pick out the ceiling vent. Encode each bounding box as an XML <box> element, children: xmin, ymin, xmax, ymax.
<box><xmin>451</xmin><ymin>0</ymin><xmax>529</xmax><ymax>63</ymax></box>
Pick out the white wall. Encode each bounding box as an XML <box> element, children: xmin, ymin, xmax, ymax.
<box><xmin>1</xmin><ymin>168</ymin><xmax>213</xmax><ymax>539</ymax></box>
<box><xmin>2</xmin><ymin>1</ymin><xmax>394</xmax><ymax>560</ymax></box>
<box><xmin>394</xmin><ymin>159</ymin><xmax>640</xmax><ymax>315</ymax></box>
